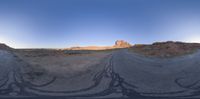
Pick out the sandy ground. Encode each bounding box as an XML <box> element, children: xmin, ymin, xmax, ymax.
<box><xmin>1</xmin><ymin>48</ymin><xmax>200</xmax><ymax>99</ymax></box>
<box><xmin>114</xmin><ymin>50</ymin><xmax>200</xmax><ymax>96</ymax></box>
<box><xmin>15</xmin><ymin>50</ymin><xmax>109</xmax><ymax>78</ymax></box>
<box><xmin>13</xmin><ymin>50</ymin><xmax>111</xmax><ymax>94</ymax></box>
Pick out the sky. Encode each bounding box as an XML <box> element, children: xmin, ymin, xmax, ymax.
<box><xmin>0</xmin><ymin>0</ymin><xmax>200</xmax><ymax>48</ymax></box>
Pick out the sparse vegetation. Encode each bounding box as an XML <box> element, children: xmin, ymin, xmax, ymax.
<box><xmin>130</xmin><ymin>41</ymin><xmax>200</xmax><ymax>58</ymax></box>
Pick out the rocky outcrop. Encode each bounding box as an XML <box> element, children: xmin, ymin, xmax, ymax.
<box><xmin>114</xmin><ymin>40</ymin><xmax>132</xmax><ymax>48</ymax></box>
<box><xmin>0</xmin><ymin>43</ymin><xmax>12</xmax><ymax>50</ymax></box>
<box><xmin>132</xmin><ymin>41</ymin><xmax>200</xmax><ymax>57</ymax></box>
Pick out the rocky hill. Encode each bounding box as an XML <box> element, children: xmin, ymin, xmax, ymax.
<box><xmin>131</xmin><ymin>41</ymin><xmax>200</xmax><ymax>57</ymax></box>
<box><xmin>0</xmin><ymin>43</ymin><xmax>12</xmax><ymax>51</ymax></box>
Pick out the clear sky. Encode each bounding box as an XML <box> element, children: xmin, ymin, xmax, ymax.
<box><xmin>0</xmin><ymin>0</ymin><xmax>200</xmax><ymax>48</ymax></box>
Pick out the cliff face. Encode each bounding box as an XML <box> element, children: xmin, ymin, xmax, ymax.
<box><xmin>114</xmin><ymin>40</ymin><xmax>132</xmax><ymax>48</ymax></box>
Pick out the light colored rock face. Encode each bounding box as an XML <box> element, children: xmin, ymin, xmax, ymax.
<box><xmin>114</xmin><ymin>40</ymin><xmax>132</xmax><ymax>48</ymax></box>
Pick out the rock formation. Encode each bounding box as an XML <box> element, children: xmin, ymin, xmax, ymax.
<box><xmin>0</xmin><ymin>43</ymin><xmax>11</xmax><ymax>50</ymax></box>
<box><xmin>66</xmin><ymin>40</ymin><xmax>132</xmax><ymax>50</ymax></box>
<box><xmin>114</xmin><ymin>40</ymin><xmax>132</xmax><ymax>48</ymax></box>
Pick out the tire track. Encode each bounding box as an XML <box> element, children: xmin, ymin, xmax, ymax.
<box><xmin>0</xmin><ymin>51</ymin><xmax>196</xmax><ymax>98</ymax></box>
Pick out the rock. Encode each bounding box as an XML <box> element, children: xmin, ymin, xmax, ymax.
<box><xmin>0</xmin><ymin>43</ymin><xmax>12</xmax><ymax>50</ymax></box>
<box><xmin>114</xmin><ymin>40</ymin><xmax>132</xmax><ymax>48</ymax></box>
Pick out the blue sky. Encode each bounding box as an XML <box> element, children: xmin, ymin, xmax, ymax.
<box><xmin>0</xmin><ymin>0</ymin><xmax>200</xmax><ymax>48</ymax></box>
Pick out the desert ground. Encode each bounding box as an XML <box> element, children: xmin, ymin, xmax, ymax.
<box><xmin>1</xmin><ymin>41</ymin><xmax>200</xmax><ymax>99</ymax></box>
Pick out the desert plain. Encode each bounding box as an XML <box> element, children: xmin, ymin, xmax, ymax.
<box><xmin>1</xmin><ymin>40</ymin><xmax>200</xmax><ymax>99</ymax></box>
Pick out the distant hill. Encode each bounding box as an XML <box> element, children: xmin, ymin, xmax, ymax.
<box><xmin>3</xmin><ymin>40</ymin><xmax>200</xmax><ymax>57</ymax></box>
<box><xmin>69</xmin><ymin>46</ymin><xmax>113</xmax><ymax>50</ymax></box>
<box><xmin>131</xmin><ymin>41</ymin><xmax>200</xmax><ymax>57</ymax></box>
<box><xmin>67</xmin><ymin>40</ymin><xmax>132</xmax><ymax>50</ymax></box>
<box><xmin>0</xmin><ymin>43</ymin><xmax>12</xmax><ymax>51</ymax></box>
<box><xmin>0</xmin><ymin>40</ymin><xmax>133</xmax><ymax>51</ymax></box>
